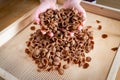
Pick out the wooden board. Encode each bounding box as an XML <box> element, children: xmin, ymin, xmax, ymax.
<box><xmin>107</xmin><ymin>46</ymin><xmax>120</xmax><ymax>80</ymax></box>
<box><xmin>116</xmin><ymin>67</ymin><xmax>120</xmax><ymax>80</ymax></box>
<box><xmin>0</xmin><ymin>1</ymin><xmax>120</xmax><ymax>80</ymax></box>
<box><xmin>97</xmin><ymin>0</ymin><xmax>120</xmax><ymax>9</ymax></box>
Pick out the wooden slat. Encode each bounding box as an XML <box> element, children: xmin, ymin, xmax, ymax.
<box><xmin>107</xmin><ymin>46</ymin><xmax>120</xmax><ymax>80</ymax></box>
<box><xmin>116</xmin><ymin>67</ymin><xmax>120</xmax><ymax>80</ymax></box>
<box><xmin>97</xmin><ymin>0</ymin><xmax>120</xmax><ymax>9</ymax></box>
<box><xmin>81</xmin><ymin>1</ymin><xmax>120</xmax><ymax>21</ymax></box>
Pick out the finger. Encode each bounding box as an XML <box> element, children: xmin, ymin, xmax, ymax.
<box><xmin>76</xmin><ymin>5</ymin><xmax>86</xmax><ymax>26</ymax></box>
<box><xmin>51</xmin><ymin>4</ymin><xmax>58</xmax><ymax>10</ymax></box>
<box><xmin>81</xmin><ymin>20</ymin><xmax>86</xmax><ymax>26</ymax></box>
<box><xmin>78</xmin><ymin>25</ymin><xmax>83</xmax><ymax>31</ymax></box>
<box><xmin>41</xmin><ymin>30</ymin><xmax>47</xmax><ymax>35</ymax></box>
<box><xmin>34</xmin><ymin>8</ymin><xmax>41</xmax><ymax>24</ymax></box>
<box><xmin>48</xmin><ymin>32</ymin><xmax>54</xmax><ymax>37</ymax></box>
<box><xmin>34</xmin><ymin>17</ymin><xmax>40</xmax><ymax>24</ymax></box>
<box><xmin>62</xmin><ymin>1</ymin><xmax>70</xmax><ymax>9</ymax></box>
<box><xmin>34</xmin><ymin>4</ymin><xmax>49</xmax><ymax>23</ymax></box>
<box><xmin>69</xmin><ymin>32</ymin><xmax>74</xmax><ymax>37</ymax></box>
<box><xmin>75</xmin><ymin>4</ymin><xmax>86</xmax><ymax>18</ymax></box>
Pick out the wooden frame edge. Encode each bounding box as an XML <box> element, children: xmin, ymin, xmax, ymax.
<box><xmin>81</xmin><ymin>1</ymin><xmax>120</xmax><ymax>21</ymax></box>
<box><xmin>0</xmin><ymin>68</ymin><xmax>18</xmax><ymax>80</ymax></box>
<box><xmin>107</xmin><ymin>46</ymin><xmax>120</xmax><ymax>80</ymax></box>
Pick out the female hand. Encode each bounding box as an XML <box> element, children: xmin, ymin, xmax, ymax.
<box><xmin>63</xmin><ymin>0</ymin><xmax>86</xmax><ymax>25</ymax></box>
<box><xmin>34</xmin><ymin>0</ymin><xmax>57</xmax><ymax>24</ymax></box>
<box><xmin>62</xmin><ymin>0</ymin><xmax>86</xmax><ymax>37</ymax></box>
<box><xmin>34</xmin><ymin>0</ymin><xmax>57</xmax><ymax>37</ymax></box>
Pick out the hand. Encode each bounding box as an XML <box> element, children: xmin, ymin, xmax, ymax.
<box><xmin>62</xmin><ymin>0</ymin><xmax>86</xmax><ymax>37</ymax></box>
<box><xmin>34</xmin><ymin>0</ymin><xmax>57</xmax><ymax>37</ymax></box>
<box><xmin>34</xmin><ymin>0</ymin><xmax>57</xmax><ymax>24</ymax></box>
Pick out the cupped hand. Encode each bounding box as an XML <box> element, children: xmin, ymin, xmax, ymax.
<box><xmin>34</xmin><ymin>0</ymin><xmax>57</xmax><ymax>37</ymax></box>
<box><xmin>34</xmin><ymin>0</ymin><xmax>57</xmax><ymax>24</ymax></box>
<box><xmin>62</xmin><ymin>0</ymin><xmax>86</xmax><ymax>37</ymax></box>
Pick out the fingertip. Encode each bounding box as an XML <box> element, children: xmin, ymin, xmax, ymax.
<box><xmin>34</xmin><ymin>17</ymin><xmax>40</xmax><ymax>24</ymax></box>
<box><xmin>82</xmin><ymin>20</ymin><xmax>86</xmax><ymax>26</ymax></box>
<box><xmin>41</xmin><ymin>30</ymin><xmax>46</xmax><ymax>35</ymax></box>
<box><xmin>78</xmin><ymin>25</ymin><xmax>83</xmax><ymax>31</ymax></box>
<box><xmin>83</xmin><ymin>12</ymin><xmax>87</xmax><ymax>20</ymax></box>
<box><xmin>69</xmin><ymin>32</ymin><xmax>74</xmax><ymax>37</ymax></box>
<box><xmin>74</xmin><ymin>9</ymin><xmax>79</xmax><ymax>14</ymax></box>
<box><xmin>48</xmin><ymin>32</ymin><xmax>54</xmax><ymax>37</ymax></box>
<box><xmin>52</xmin><ymin>5</ymin><xmax>58</xmax><ymax>10</ymax></box>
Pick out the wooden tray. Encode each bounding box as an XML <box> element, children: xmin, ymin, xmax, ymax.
<box><xmin>0</xmin><ymin>1</ymin><xmax>120</xmax><ymax>80</ymax></box>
